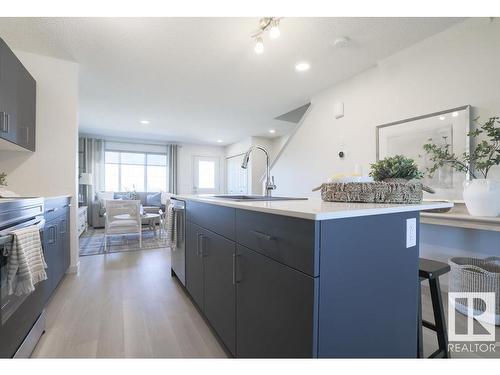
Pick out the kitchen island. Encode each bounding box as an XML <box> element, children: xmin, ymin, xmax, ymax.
<box><xmin>172</xmin><ymin>195</ymin><xmax>452</xmax><ymax>358</ymax></box>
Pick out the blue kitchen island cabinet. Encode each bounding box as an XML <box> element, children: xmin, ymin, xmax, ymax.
<box><xmin>173</xmin><ymin>196</ymin><xmax>452</xmax><ymax>358</ymax></box>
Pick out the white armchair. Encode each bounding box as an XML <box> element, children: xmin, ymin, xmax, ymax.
<box><xmin>104</xmin><ymin>200</ymin><xmax>142</xmax><ymax>251</ymax></box>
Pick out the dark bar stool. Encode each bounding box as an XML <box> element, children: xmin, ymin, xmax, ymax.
<box><xmin>417</xmin><ymin>258</ymin><xmax>451</xmax><ymax>358</ymax></box>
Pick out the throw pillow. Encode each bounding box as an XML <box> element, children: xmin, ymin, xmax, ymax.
<box><xmin>96</xmin><ymin>191</ymin><xmax>114</xmax><ymax>216</ymax></box>
<box><xmin>96</xmin><ymin>191</ymin><xmax>114</xmax><ymax>203</ymax></box>
<box><xmin>114</xmin><ymin>192</ymin><xmax>132</xmax><ymax>200</ymax></box>
<box><xmin>146</xmin><ymin>192</ymin><xmax>162</xmax><ymax>207</ymax></box>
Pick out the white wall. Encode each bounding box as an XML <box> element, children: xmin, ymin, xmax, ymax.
<box><xmin>177</xmin><ymin>143</ymin><xmax>226</xmax><ymax>194</ymax></box>
<box><xmin>272</xmin><ymin>18</ymin><xmax>500</xmax><ymax>197</ymax></box>
<box><xmin>0</xmin><ymin>51</ymin><xmax>79</xmax><ymax>272</ymax></box>
<box><xmin>270</xmin><ymin>18</ymin><xmax>500</xmax><ymax>289</ymax></box>
<box><xmin>225</xmin><ymin>138</ymin><xmax>252</xmax><ymax>159</ymax></box>
<box><xmin>269</xmin><ymin>134</ymin><xmax>290</xmax><ymax>162</ymax></box>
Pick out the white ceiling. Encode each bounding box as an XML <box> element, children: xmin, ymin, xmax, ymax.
<box><xmin>0</xmin><ymin>17</ymin><xmax>464</xmax><ymax>145</ymax></box>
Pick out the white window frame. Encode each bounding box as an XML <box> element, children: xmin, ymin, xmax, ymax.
<box><xmin>104</xmin><ymin>150</ymin><xmax>168</xmax><ymax>192</ymax></box>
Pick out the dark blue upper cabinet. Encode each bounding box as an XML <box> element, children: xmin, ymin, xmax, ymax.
<box><xmin>0</xmin><ymin>38</ymin><xmax>36</xmax><ymax>152</ymax></box>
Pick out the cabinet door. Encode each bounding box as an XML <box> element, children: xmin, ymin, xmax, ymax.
<box><xmin>16</xmin><ymin>65</ymin><xmax>36</xmax><ymax>151</ymax></box>
<box><xmin>236</xmin><ymin>244</ymin><xmax>317</xmax><ymax>358</ymax></box>
<box><xmin>0</xmin><ymin>39</ymin><xmax>19</xmax><ymax>144</ymax></box>
<box><xmin>203</xmin><ymin>229</ymin><xmax>236</xmax><ymax>355</ymax></box>
<box><xmin>58</xmin><ymin>214</ymin><xmax>70</xmax><ymax>278</ymax></box>
<box><xmin>42</xmin><ymin>220</ymin><xmax>59</xmax><ymax>302</ymax></box>
<box><xmin>185</xmin><ymin>220</ymin><xmax>204</xmax><ymax>309</ymax></box>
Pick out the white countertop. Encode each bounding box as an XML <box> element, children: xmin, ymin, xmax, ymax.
<box><xmin>173</xmin><ymin>195</ymin><xmax>454</xmax><ymax>221</ymax></box>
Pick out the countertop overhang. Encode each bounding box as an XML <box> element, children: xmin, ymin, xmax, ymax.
<box><xmin>173</xmin><ymin>195</ymin><xmax>454</xmax><ymax>221</ymax></box>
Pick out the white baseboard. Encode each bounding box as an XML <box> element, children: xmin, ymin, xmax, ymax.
<box><xmin>66</xmin><ymin>261</ymin><xmax>80</xmax><ymax>274</ymax></box>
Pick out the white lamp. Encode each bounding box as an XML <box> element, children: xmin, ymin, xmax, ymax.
<box><xmin>79</xmin><ymin>173</ymin><xmax>93</xmax><ymax>185</ymax></box>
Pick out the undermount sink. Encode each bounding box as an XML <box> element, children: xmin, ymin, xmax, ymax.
<box><xmin>212</xmin><ymin>195</ymin><xmax>308</xmax><ymax>202</ymax></box>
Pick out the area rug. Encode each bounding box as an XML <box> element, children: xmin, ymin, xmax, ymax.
<box><xmin>79</xmin><ymin>227</ymin><xmax>168</xmax><ymax>256</ymax></box>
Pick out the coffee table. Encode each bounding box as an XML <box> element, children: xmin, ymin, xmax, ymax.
<box><xmin>141</xmin><ymin>213</ymin><xmax>161</xmax><ymax>237</ymax></box>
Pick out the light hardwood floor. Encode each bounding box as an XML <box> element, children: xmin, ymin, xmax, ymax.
<box><xmin>32</xmin><ymin>248</ymin><xmax>499</xmax><ymax>358</ymax></box>
<box><xmin>32</xmin><ymin>248</ymin><xmax>227</xmax><ymax>358</ymax></box>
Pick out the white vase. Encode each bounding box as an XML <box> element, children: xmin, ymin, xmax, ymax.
<box><xmin>463</xmin><ymin>179</ymin><xmax>500</xmax><ymax>217</ymax></box>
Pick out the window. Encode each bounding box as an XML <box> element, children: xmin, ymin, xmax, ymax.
<box><xmin>104</xmin><ymin>151</ymin><xmax>168</xmax><ymax>192</ymax></box>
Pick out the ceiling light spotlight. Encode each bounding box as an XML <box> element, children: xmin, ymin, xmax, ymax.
<box><xmin>269</xmin><ymin>129</ymin><xmax>276</xmax><ymax>134</ymax></box>
<box><xmin>295</xmin><ymin>62</ymin><xmax>310</xmax><ymax>72</ymax></box>
<box><xmin>140</xmin><ymin>120</ymin><xmax>150</xmax><ymax>125</ymax></box>
<box><xmin>216</xmin><ymin>139</ymin><xmax>223</xmax><ymax>143</ymax></box>
<box><xmin>269</xmin><ymin>20</ymin><xmax>280</xmax><ymax>39</ymax></box>
<box><xmin>452</xmin><ymin>111</ymin><xmax>459</xmax><ymax>117</ymax></box>
<box><xmin>254</xmin><ymin>37</ymin><xmax>264</xmax><ymax>54</ymax></box>
<box><xmin>439</xmin><ymin>115</ymin><xmax>446</xmax><ymax>121</ymax></box>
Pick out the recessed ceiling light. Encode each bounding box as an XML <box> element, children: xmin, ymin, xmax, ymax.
<box><xmin>216</xmin><ymin>139</ymin><xmax>223</xmax><ymax>143</ymax></box>
<box><xmin>452</xmin><ymin>112</ymin><xmax>459</xmax><ymax>117</ymax></box>
<box><xmin>333</xmin><ymin>37</ymin><xmax>350</xmax><ymax>48</ymax></box>
<box><xmin>295</xmin><ymin>62</ymin><xmax>310</xmax><ymax>72</ymax></box>
<box><xmin>140</xmin><ymin>120</ymin><xmax>150</xmax><ymax>125</ymax></box>
<box><xmin>439</xmin><ymin>115</ymin><xmax>446</xmax><ymax>121</ymax></box>
<box><xmin>269</xmin><ymin>129</ymin><xmax>276</xmax><ymax>134</ymax></box>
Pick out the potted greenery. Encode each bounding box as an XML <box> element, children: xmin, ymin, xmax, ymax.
<box><xmin>369</xmin><ymin>155</ymin><xmax>435</xmax><ymax>192</ymax></box>
<box><xmin>423</xmin><ymin>116</ymin><xmax>500</xmax><ymax>217</ymax></box>
<box><xmin>370</xmin><ymin>155</ymin><xmax>424</xmax><ymax>182</ymax></box>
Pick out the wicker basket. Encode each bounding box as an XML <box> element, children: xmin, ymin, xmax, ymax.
<box><xmin>449</xmin><ymin>257</ymin><xmax>500</xmax><ymax>325</ymax></box>
<box><xmin>314</xmin><ymin>178</ymin><xmax>424</xmax><ymax>204</ymax></box>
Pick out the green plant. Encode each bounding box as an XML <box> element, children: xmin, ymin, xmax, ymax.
<box><xmin>0</xmin><ymin>172</ymin><xmax>6</xmax><ymax>186</ymax></box>
<box><xmin>369</xmin><ymin>155</ymin><xmax>424</xmax><ymax>181</ymax></box>
<box><xmin>423</xmin><ymin>116</ymin><xmax>500</xmax><ymax>179</ymax></box>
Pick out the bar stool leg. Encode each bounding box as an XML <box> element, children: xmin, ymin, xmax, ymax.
<box><xmin>429</xmin><ymin>278</ymin><xmax>449</xmax><ymax>358</ymax></box>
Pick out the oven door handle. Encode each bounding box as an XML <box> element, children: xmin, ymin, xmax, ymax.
<box><xmin>0</xmin><ymin>217</ymin><xmax>45</xmax><ymax>236</ymax></box>
<box><xmin>0</xmin><ymin>218</ymin><xmax>46</xmax><ymax>248</ymax></box>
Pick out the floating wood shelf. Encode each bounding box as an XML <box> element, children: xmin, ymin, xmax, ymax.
<box><xmin>421</xmin><ymin>202</ymin><xmax>500</xmax><ymax>232</ymax></box>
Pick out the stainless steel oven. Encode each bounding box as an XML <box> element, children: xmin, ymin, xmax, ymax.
<box><xmin>0</xmin><ymin>197</ymin><xmax>46</xmax><ymax>358</ymax></box>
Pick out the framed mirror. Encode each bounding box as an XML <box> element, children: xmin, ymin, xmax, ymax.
<box><xmin>376</xmin><ymin>105</ymin><xmax>471</xmax><ymax>201</ymax></box>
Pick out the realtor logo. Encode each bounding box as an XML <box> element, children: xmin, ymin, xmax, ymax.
<box><xmin>448</xmin><ymin>292</ymin><xmax>496</xmax><ymax>342</ymax></box>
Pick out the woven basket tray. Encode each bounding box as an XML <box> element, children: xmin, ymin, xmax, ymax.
<box><xmin>314</xmin><ymin>178</ymin><xmax>424</xmax><ymax>204</ymax></box>
<box><xmin>449</xmin><ymin>257</ymin><xmax>500</xmax><ymax>325</ymax></box>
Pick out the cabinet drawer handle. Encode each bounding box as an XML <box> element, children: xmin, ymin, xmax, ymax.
<box><xmin>45</xmin><ymin>207</ymin><xmax>58</xmax><ymax>213</ymax></box>
<box><xmin>196</xmin><ymin>234</ymin><xmax>200</xmax><ymax>256</ymax></box>
<box><xmin>232</xmin><ymin>253</ymin><xmax>241</xmax><ymax>285</ymax></box>
<box><xmin>250</xmin><ymin>230</ymin><xmax>274</xmax><ymax>241</ymax></box>
<box><xmin>197</xmin><ymin>234</ymin><xmax>205</xmax><ymax>257</ymax></box>
<box><xmin>199</xmin><ymin>234</ymin><xmax>206</xmax><ymax>257</ymax></box>
<box><xmin>0</xmin><ymin>112</ymin><xmax>8</xmax><ymax>133</ymax></box>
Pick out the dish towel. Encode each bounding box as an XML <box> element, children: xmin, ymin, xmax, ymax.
<box><xmin>6</xmin><ymin>226</ymin><xmax>47</xmax><ymax>296</ymax></box>
<box><xmin>167</xmin><ymin>203</ymin><xmax>177</xmax><ymax>249</ymax></box>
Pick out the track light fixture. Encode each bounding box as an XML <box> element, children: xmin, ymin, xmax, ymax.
<box><xmin>269</xmin><ymin>19</ymin><xmax>281</xmax><ymax>39</ymax></box>
<box><xmin>252</xmin><ymin>17</ymin><xmax>282</xmax><ymax>54</ymax></box>
<box><xmin>254</xmin><ymin>36</ymin><xmax>264</xmax><ymax>54</ymax></box>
